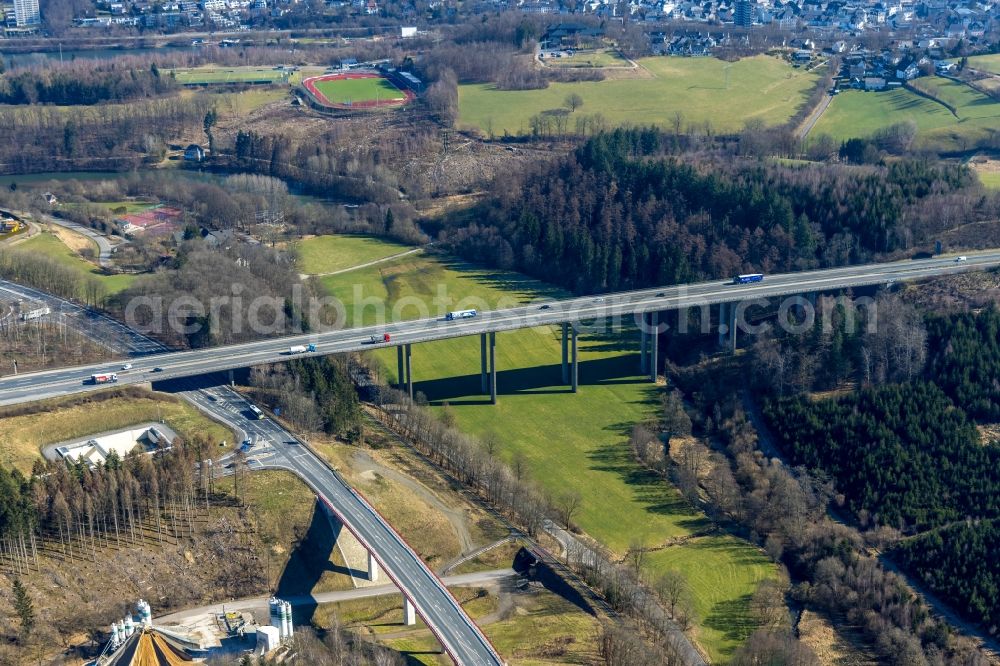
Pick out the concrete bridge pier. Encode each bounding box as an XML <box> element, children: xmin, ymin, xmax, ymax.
<box><xmin>648</xmin><ymin>311</ymin><xmax>658</xmax><ymax>382</ymax></box>
<box><xmin>489</xmin><ymin>332</ymin><xmax>497</xmax><ymax>405</ymax></box>
<box><xmin>571</xmin><ymin>325</ymin><xmax>579</xmax><ymax>393</ymax></box>
<box><xmin>367</xmin><ymin>551</ymin><xmax>380</xmax><ymax>582</ymax></box>
<box><xmin>405</xmin><ymin>344</ymin><xmax>413</xmax><ymax>400</ymax></box>
<box><xmin>639</xmin><ymin>319</ymin><xmax>649</xmax><ymax>374</ymax></box>
<box><xmin>480</xmin><ymin>334</ymin><xmax>488</xmax><ymax>394</ymax></box>
<box><xmin>717</xmin><ymin>302</ymin><xmax>729</xmax><ymax>348</ymax></box>
<box><xmin>403</xmin><ymin>597</ymin><xmax>417</xmax><ymax>626</ymax></box>
<box><xmin>729</xmin><ymin>303</ymin><xmax>738</xmax><ymax>352</ymax></box>
<box><xmin>397</xmin><ymin>346</ymin><xmax>405</xmax><ymax>392</ymax></box>
<box><xmin>561</xmin><ymin>323</ymin><xmax>569</xmax><ymax>384</ymax></box>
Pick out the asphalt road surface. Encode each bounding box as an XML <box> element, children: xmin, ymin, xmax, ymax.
<box><xmin>154</xmin><ymin>569</ymin><xmax>515</xmax><ymax>627</ymax></box>
<box><xmin>43</xmin><ymin>215</ymin><xmax>117</xmax><ymax>268</ymax></box>
<box><xmin>0</xmin><ymin>279</ymin><xmax>167</xmax><ymax>356</ymax></box>
<box><xmin>2</xmin><ymin>251</ymin><xmax>999</xmax><ymax>406</ymax></box>
<box><xmin>174</xmin><ymin>380</ymin><xmax>505</xmax><ymax>666</ymax></box>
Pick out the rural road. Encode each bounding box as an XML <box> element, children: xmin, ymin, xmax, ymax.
<box><xmin>797</xmin><ymin>92</ymin><xmax>834</xmax><ymax>140</ymax></box>
<box><xmin>153</xmin><ymin>568</ymin><xmax>516</xmax><ymax>626</ymax></box>
<box><xmin>43</xmin><ymin>215</ymin><xmax>119</xmax><ymax>268</ymax></box>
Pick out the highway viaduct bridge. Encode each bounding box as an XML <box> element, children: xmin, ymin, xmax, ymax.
<box><xmin>1</xmin><ymin>251</ymin><xmax>998</xmax><ymax>408</ymax></box>
<box><xmin>3</xmin><ymin>251</ymin><xmax>1000</xmax><ymax>666</ymax></box>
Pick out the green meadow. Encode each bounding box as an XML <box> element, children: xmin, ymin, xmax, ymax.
<box><xmin>459</xmin><ymin>55</ymin><xmax>820</xmax><ymax>136</ymax></box>
<box><xmin>313</xmin><ymin>240</ymin><xmax>776</xmax><ymax>661</ymax></box>
<box><xmin>813</xmin><ymin>77</ymin><xmax>1000</xmax><ymax>152</ymax></box>
<box><xmin>14</xmin><ymin>232</ymin><xmax>134</xmax><ymax>294</ymax></box>
<box><xmin>296</xmin><ymin>234</ymin><xmax>412</xmax><ymax>275</ymax></box>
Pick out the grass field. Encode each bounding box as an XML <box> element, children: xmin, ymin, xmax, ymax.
<box><xmin>314</xmin><ymin>237</ymin><xmax>776</xmax><ymax>661</ymax></box>
<box><xmin>0</xmin><ymin>391</ymin><xmax>233</xmax><ymax>474</ymax></box>
<box><xmin>240</xmin><ymin>470</ymin><xmax>354</xmax><ymax>594</ymax></box>
<box><xmin>14</xmin><ymin>232</ymin><xmax>135</xmax><ymax>294</ymax></box>
<box><xmin>170</xmin><ymin>65</ymin><xmax>291</xmax><ymax>85</ymax></box>
<box><xmin>314</xmin><ymin>585</ymin><xmax>600</xmax><ymax>665</ymax></box>
<box><xmin>311</xmin><ymin>76</ymin><xmax>406</xmax><ymax>105</ymax></box>
<box><xmin>977</xmin><ymin>170</ymin><xmax>1000</xmax><ymax>189</ymax></box>
<box><xmin>541</xmin><ymin>48</ymin><xmax>630</xmax><ymax>68</ymax></box>
<box><xmin>458</xmin><ymin>55</ymin><xmax>819</xmax><ymax>135</ymax></box>
<box><xmin>296</xmin><ymin>235</ymin><xmax>412</xmax><ymax>275</ymax></box>
<box><xmin>966</xmin><ymin>54</ymin><xmax>1000</xmax><ymax>75</ymax></box>
<box><xmin>813</xmin><ymin>78</ymin><xmax>1000</xmax><ymax>152</ymax></box>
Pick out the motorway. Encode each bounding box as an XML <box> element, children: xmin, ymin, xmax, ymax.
<box><xmin>0</xmin><ymin>279</ymin><xmax>168</xmax><ymax>356</ymax></box>
<box><xmin>174</xmin><ymin>380</ymin><xmax>506</xmax><ymax>666</ymax></box>
<box><xmin>1</xmin><ymin>251</ymin><xmax>999</xmax><ymax>406</ymax></box>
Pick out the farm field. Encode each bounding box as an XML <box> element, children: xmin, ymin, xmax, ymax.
<box><xmin>169</xmin><ymin>65</ymin><xmax>291</xmax><ymax>85</ymax></box>
<box><xmin>13</xmin><ymin>232</ymin><xmax>135</xmax><ymax>294</ymax></box>
<box><xmin>966</xmin><ymin>54</ymin><xmax>1000</xmax><ymax>75</ymax></box>
<box><xmin>310</xmin><ymin>75</ymin><xmax>406</xmax><ymax>105</ymax></box>
<box><xmin>0</xmin><ymin>391</ymin><xmax>233</xmax><ymax>474</ymax></box>
<box><xmin>458</xmin><ymin>55</ymin><xmax>819</xmax><ymax>135</ymax></box>
<box><xmin>813</xmin><ymin>78</ymin><xmax>1000</xmax><ymax>152</ymax></box>
<box><xmin>297</xmin><ymin>234</ymin><xmax>412</xmax><ymax>275</ymax></box>
<box><xmin>315</xmin><ymin>237</ymin><xmax>777</xmax><ymax>661</ymax></box>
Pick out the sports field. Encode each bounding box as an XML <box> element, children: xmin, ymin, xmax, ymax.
<box><xmin>458</xmin><ymin>55</ymin><xmax>819</xmax><ymax>135</ymax></box>
<box><xmin>813</xmin><ymin>78</ymin><xmax>1000</xmax><ymax>152</ymax></box>
<box><xmin>541</xmin><ymin>48</ymin><xmax>631</xmax><ymax>68</ymax></box>
<box><xmin>170</xmin><ymin>65</ymin><xmax>291</xmax><ymax>85</ymax></box>
<box><xmin>314</xmin><ymin>236</ymin><xmax>776</xmax><ymax>661</ymax></box>
<box><xmin>303</xmin><ymin>73</ymin><xmax>412</xmax><ymax>109</ymax></box>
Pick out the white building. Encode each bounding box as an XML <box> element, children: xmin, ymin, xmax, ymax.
<box><xmin>13</xmin><ymin>0</ymin><xmax>40</xmax><ymax>26</ymax></box>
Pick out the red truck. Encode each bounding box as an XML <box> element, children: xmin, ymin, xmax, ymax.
<box><xmin>89</xmin><ymin>373</ymin><xmax>118</xmax><ymax>384</ymax></box>
<box><xmin>368</xmin><ymin>333</ymin><xmax>391</xmax><ymax>344</ymax></box>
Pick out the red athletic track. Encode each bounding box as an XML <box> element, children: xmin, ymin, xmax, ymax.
<box><xmin>302</xmin><ymin>72</ymin><xmax>415</xmax><ymax>109</ymax></box>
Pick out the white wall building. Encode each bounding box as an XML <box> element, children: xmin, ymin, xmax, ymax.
<box><xmin>13</xmin><ymin>0</ymin><xmax>40</xmax><ymax>26</ymax></box>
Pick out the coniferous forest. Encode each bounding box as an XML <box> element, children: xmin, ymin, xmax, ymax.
<box><xmin>445</xmin><ymin>128</ymin><xmax>989</xmax><ymax>294</ymax></box>
<box><xmin>764</xmin><ymin>307</ymin><xmax>1000</xmax><ymax>629</ymax></box>
<box><xmin>894</xmin><ymin>520</ymin><xmax>1000</xmax><ymax>631</ymax></box>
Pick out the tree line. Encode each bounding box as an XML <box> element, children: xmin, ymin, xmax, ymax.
<box><xmin>249</xmin><ymin>357</ymin><xmax>361</xmax><ymax>438</ymax></box>
<box><xmin>763</xmin><ymin>306</ymin><xmax>1000</xmax><ymax>533</ymax></box>
<box><xmin>0</xmin><ymin>426</ymin><xmax>233</xmax><ymax>582</ymax></box>
<box><xmin>443</xmin><ymin>128</ymin><xmax>982</xmax><ymax>295</ymax></box>
<box><xmin>110</xmin><ymin>240</ymin><xmax>318</xmax><ymax>348</ymax></box>
<box><xmin>0</xmin><ymin>62</ymin><xmax>176</xmax><ymax>105</ymax></box>
<box><xmin>0</xmin><ymin>97</ymin><xmax>209</xmax><ymax>174</ymax></box>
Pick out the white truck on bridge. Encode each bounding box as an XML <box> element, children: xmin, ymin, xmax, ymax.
<box><xmin>445</xmin><ymin>309</ymin><xmax>477</xmax><ymax>321</ymax></box>
<box><xmin>287</xmin><ymin>344</ymin><xmax>317</xmax><ymax>355</ymax></box>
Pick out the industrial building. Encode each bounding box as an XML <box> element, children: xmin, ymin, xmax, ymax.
<box><xmin>53</xmin><ymin>424</ymin><xmax>175</xmax><ymax>467</ymax></box>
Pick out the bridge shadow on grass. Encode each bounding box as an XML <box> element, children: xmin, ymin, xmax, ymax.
<box><xmin>276</xmin><ymin>501</ymin><xmax>365</xmax><ymax>626</ymax></box>
<box><xmin>419</xmin><ymin>356</ymin><xmax>649</xmax><ymax>406</ymax></box>
<box><xmin>587</xmin><ymin>440</ymin><xmax>710</xmax><ymax>528</ymax></box>
<box><xmin>704</xmin><ymin>593</ymin><xmax>757</xmax><ymax>655</ymax></box>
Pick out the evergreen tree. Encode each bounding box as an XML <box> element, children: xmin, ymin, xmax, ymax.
<box><xmin>12</xmin><ymin>578</ymin><xmax>34</xmax><ymax>643</ymax></box>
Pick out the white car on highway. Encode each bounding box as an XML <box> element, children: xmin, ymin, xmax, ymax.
<box><xmin>121</xmin><ymin>363</ymin><xmax>133</xmax><ymax>370</ymax></box>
